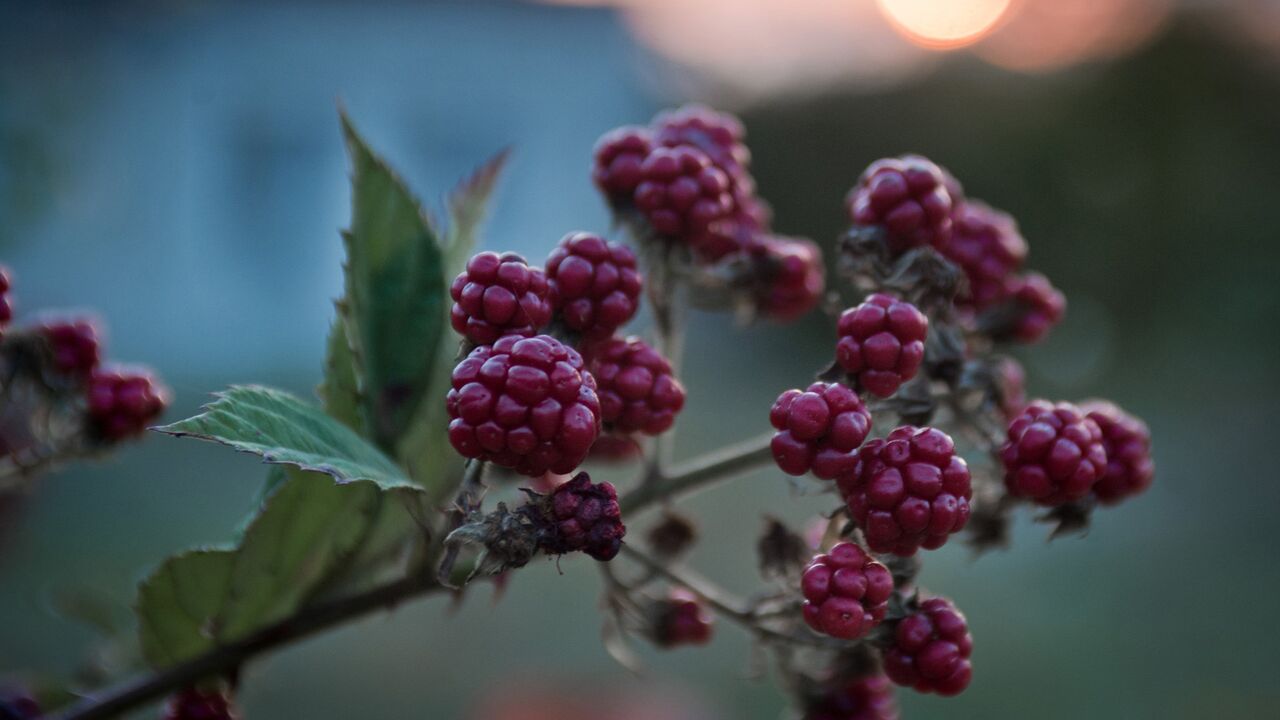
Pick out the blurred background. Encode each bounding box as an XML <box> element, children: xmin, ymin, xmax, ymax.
<box><xmin>2</xmin><ymin>0</ymin><xmax>1278</xmax><ymax>717</ymax></box>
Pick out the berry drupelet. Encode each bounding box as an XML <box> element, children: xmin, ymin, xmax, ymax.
<box><xmin>450</xmin><ymin>251</ymin><xmax>553</xmax><ymax>346</ymax></box>
<box><xmin>1000</xmin><ymin>400</ymin><xmax>1107</xmax><ymax>506</ymax></box>
<box><xmin>770</xmin><ymin>382</ymin><xmax>873</xmax><ymax>480</ymax></box>
<box><xmin>847</xmin><ymin>156</ymin><xmax>954</xmax><ymax>254</ymax></box>
<box><xmin>837</xmin><ymin>426</ymin><xmax>972</xmax><ymax>556</ymax></box>
<box><xmin>836</xmin><ymin>294</ymin><xmax>928</xmax><ymax>398</ymax></box>
<box><xmin>882</xmin><ymin>597</ymin><xmax>973</xmax><ymax>696</ymax></box>
<box><xmin>544</xmin><ymin>232</ymin><xmax>642</xmax><ymax>341</ymax></box>
<box><xmin>1079</xmin><ymin>400</ymin><xmax>1154</xmax><ymax>505</ymax></box>
<box><xmin>589</xmin><ymin>337</ymin><xmax>686</xmax><ymax>436</ymax></box>
<box><xmin>800</xmin><ymin>542</ymin><xmax>893</xmax><ymax>640</ymax></box>
<box><xmin>446</xmin><ymin>335</ymin><xmax>601</xmax><ymax>476</ymax></box>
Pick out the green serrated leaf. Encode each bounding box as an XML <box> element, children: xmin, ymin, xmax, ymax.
<box><xmin>396</xmin><ymin>151</ymin><xmax>508</xmax><ymax>501</ymax></box>
<box><xmin>136</xmin><ymin>549</ymin><xmax>236</xmax><ymax>667</ymax></box>
<box><xmin>156</xmin><ymin>385</ymin><xmax>413</xmax><ymax>490</ymax></box>
<box><xmin>217</xmin><ymin>472</ymin><xmax>381</xmax><ymax>638</ymax></box>
<box><xmin>339</xmin><ymin>110</ymin><xmax>446</xmax><ymax>452</ymax></box>
<box><xmin>318</xmin><ymin>312</ymin><xmax>364</xmax><ymax>433</ymax></box>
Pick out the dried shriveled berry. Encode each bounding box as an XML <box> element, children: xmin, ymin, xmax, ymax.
<box><xmin>770</xmin><ymin>382</ymin><xmax>873</xmax><ymax>480</ymax></box>
<box><xmin>446</xmin><ymin>335</ymin><xmax>601</xmax><ymax>476</ymax></box>
<box><xmin>1000</xmin><ymin>400</ymin><xmax>1107</xmax><ymax>506</ymax></box>
<box><xmin>450</xmin><ymin>251</ymin><xmax>553</xmax><ymax>346</ymax></box>
<box><xmin>539</xmin><ymin>472</ymin><xmax>625</xmax><ymax>561</ymax></box>
<box><xmin>838</xmin><ymin>426</ymin><xmax>971</xmax><ymax>556</ymax></box>
<box><xmin>836</xmin><ymin>294</ymin><xmax>927</xmax><ymax>398</ymax></box>
<box><xmin>800</xmin><ymin>542</ymin><xmax>893</xmax><ymax>640</ymax></box>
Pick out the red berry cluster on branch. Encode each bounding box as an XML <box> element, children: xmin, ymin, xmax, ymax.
<box><xmin>847</xmin><ymin>156</ymin><xmax>954</xmax><ymax>254</ymax></box>
<box><xmin>653</xmin><ymin>588</ymin><xmax>714</xmax><ymax>647</ymax></box>
<box><xmin>1080</xmin><ymin>400</ymin><xmax>1154</xmax><ymax>505</ymax></box>
<box><xmin>800</xmin><ymin>542</ymin><xmax>893</xmax><ymax>640</ymax></box>
<box><xmin>545</xmin><ymin>232</ymin><xmax>642</xmax><ymax>341</ymax></box>
<box><xmin>804</xmin><ymin>674</ymin><xmax>899</xmax><ymax>720</ymax></box>
<box><xmin>883</xmin><ymin>597</ymin><xmax>973</xmax><ymax>696</ymax></box>
<box><xmin>450</xmin><ymin>251</ymin><xmax>554</xmax><ymax>346</ymax></box>
<box><xmin>0</xmin><ymin>266</ymin><xmax>13</xmax><ymax>333</ymax></box>
<box><xmin>1000</xmin><ymin>400</ymin><xmax>1107</xmax><ymax>506</ymax></box>
<box><xmin>87</xmin><ymin>367</ymin><xmax>170</xmax><ymax>442</ymax></box>
<box><xmin>40</xmin><ymin>318</ymin><xmax>101</xmax><ymax>377</ymax></box>
<box><xmin>836</xmin><ymin>293</ymin><xmax>928</xmax><ymax>398</ymax></box>
<box><xmin>588</xmin><ymin>336</ymin><xmax>686</xmax><ymax>436</ymax></box>
<box><xmin>770</xmin><ymin>382</ymin><xmax>872</xmax><ymax>480</ymax></box>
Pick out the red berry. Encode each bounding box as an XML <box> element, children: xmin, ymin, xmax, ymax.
<box><xmin>752</xmin><ymin>236</ymin><xmax>826</xmax><ymax>321</ymax></box>
<box><xmin>652</xmin><ymin>104</ymin><xmax>750</xmax><ymax>175</ymax></box>
<box><xmin>589</xmin><ymin>432</ymin><xmax>643</xmax><ymax>462</ymax></box>
<box><xmin>592</xmin><ymin>125</ymin><xmax>653</xmax><ymax>199</ymax></box>
<box><xmin>943</xmin><ymin>201</ymin><xmax>1027</xmax><ymax>311</ymax></box>
<box><xmin>847</xmin><ymin>156</ymin><xmax>954</xmax><ymax>254</ymax></box>
<box><xmin>654</xmin><ymin>588</ymin><xmax>714</xmax><ymax>647</ymax></box>
<box><xmin>769</xmin><ymin>382</ymin><xmax>872</xmax><ymax>480</ymax></box>
<box><xmin>40</xmin><ymin>318</ymin><xmax>101</xmax><ymax>377</ymax></box>
<box><xmin>838</xmin><ymin>426</ymin><xmax>972</xmax><ymax>556</ymax></box>
<box><xmin>836</xmin><ymin>294</ymin><xmax>928</xmax><ymax>398</ymax></box>
<box><xmin>450</xmin><ymin>251</ymin><xmax>553</xmax><ymax>346</ymax></box>
<box><xmin>0</xmin><ymin>266</ymin><xmax>13</xmax><ymax>330</ymax></box>
<box><xmin>1000</xmin><ymin>400</ymin><xmax>1107</xmax><ymax>506</ymax></box>
<box><xmin>804</xmin><ymin>674</ymin><xmax>899</xmax><ymax>720</ymax></box>
<box><xmin>800</xmin><ymin>542</ymin><xmax>893</xmax><ymax>640</ymax></box>
<box><xmin>1079</xmin><ymin>400</ymin><xmax>1154</xmax><ymax>505</ymax></box>
<box><xmin>87</xmin><ymin>367</ymin><xmax>169</xmax><ymax>441</ymax></box>
<box><xmin>540</xmin><ymin>472</ymin><xmax>625</xmax><ymax>561</ymax></box>
<box><xmin>162</xmin><ymin>687</ymin><xmax>238</xmax><ymax>720</ymax></box>
<box><xmin>446</xmin><ymin>335</ymin><xmax>601</xmax><ymax>476</ymax></box>
<box><xmin>633</xmin><ymin>146</ymin><xmax>735</xmax><ymax>242</ymax></box>
<box><xmin>883</xmin><ymin>597</ymin><xmax>973</xmax><ymax>696</ymax></box>
<box><xmin>588</xmin><ymin>337</ymin><xmax>685</xmax><ymax>436</ymax></box>
<box><xmin>545</xmin><ymin>233</ymin><xmax>642</xmax><ymax>340</ymax></box>
<box><xmin>1008</xmin><ymin>272</ymin><xmax>1064</xmax><ymax>343</ymax></box>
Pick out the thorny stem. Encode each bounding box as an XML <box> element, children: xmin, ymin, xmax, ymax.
<box><xmin>51</xmin><ymin>574</ymin><xmax>450</xmax><ymax>720</ymax></box>
<box><xmin>621</xmin><ymin>431</ymin><xmax>775</xmax><ymax>516</ymax></box>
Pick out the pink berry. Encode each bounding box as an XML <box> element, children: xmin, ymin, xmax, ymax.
<box><xmin>882</xmin><ymin>597</ymin><xmax>973</xmax><ymax>696</ymax></box>
<box><xmin>162</xmin><ymin>687</ymin><xmax>238</xmax><ymax>720</ymax></box>
<box><xmin>838</xmin><ymin>426</ymin><xmax>972</xmax><ymax>556</ymax></box>
<box><xmin>654</xmin><ymin>588</ymin><xmax>714</xmax><ymax>647</ymax></box>
<box><xmin>545</xmin><ymin>233</ymin><xmax>642</xmax><ymax>341</ymax></box>
<box><xmin>836</xmin><ymin>294</ymin><xmax>928</xmax><ymax>398</ymax></box>
<box><xmin>652</xmin><ymin>104</ymin><xmax>750</xmax><ymax>175</ymax></box>
<box><xmin>87</xmin><ymin>367</ymin><xmax>169</xmax><ymax>441</ymax></box>
<box><xmin>800</xmin><ymin>542</ymin><xmax>893</xmax><ymax>640</ymax></box>
<box><xmin>540</xmin><ymin>472</ymin><xmax>625</xmax><ymax>561</ymax></box>
<box><xmin>0</xmin><ymin>266</ymin><xmax>12</xmax><ymax>330</ymax></box>
<box><xmin>752</xmin><ymin>236</ymin><xmax>826</xmax><ymax>321</ymax></box>
<box><xmin>1008</xmin><ymin>272</ymin><xmax>1065</xmax><ymax>343</ymax></box>
<box><xmin>804</xmin><ymin>674</ymin><xmax>899</xmax><ymax>720</ymax></box>
<box><xmin>1079</xmin><ymin>400</ymin><xmax>1154</xmax><ymax>505</ymax></box>
<box><xmin>588</xmin><ymin>337</ymin><xmax>685</xmax><ymax>436</ymax></box>
<box><xmin>446</xmin><ymin>335</ymin><xmax>601</xmax><ymax>477</ymax></box>
<box><xmin>1000</xmin><ymin>400</ymin><xmax>1107</xmax><ymax>506</ymax></box>
<box><xmin>633</xmin><ymin>146</ymin><xmax>736</xmax><ymax>242</ymax></box>
<box><xmin>39</xmin><ymin>318</ymin><xmax>101</xmax><ymax>377</ymax></box>
<box><xmin>943</xmin><ymin>201</ymin><xmax>1027</xmax><ymax>311</ymax></box>
<box><xmin>450</xmin><ymin>251</ymin><xmax>553</xmax><ymax>346</ymax></box>
<box><xmin>589</xmin><ymin>432</ymin><xmax>643</xmax><ymax>462</ymax></box>
<box><xmin>770</xmin><ymin>382</ymin><xmax>872</xmax><ymax>480</ymax></box>
<box><xmin>592</xmin><ymin>125</ymin><xmax>653</xmax><ymax>199</ymax></box>
<box><xmin>847</xmin><ymin>156</ymin><xmax>954</xmax><ymax>254</ymax></box>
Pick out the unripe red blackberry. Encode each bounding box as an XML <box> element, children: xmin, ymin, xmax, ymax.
<box><xmin>943</xmin><ymin>201</ymin><xmax>1027</xmax><ymax>311</ymax></box>
<box><xmin>589</xmin><ymin>431</ymin><xmax>642</xmax><ymax>462</ymax></box>
<box><xmin>836</xmin><ymin>294</ymin><xmax>927</xmax><ymax>398</ymax></box>
<box><xmin>837</xmin><ymin>426</ymin><xmax>971</xmax><ymax>556</ymax></box>
<box><xmin>0</xmin><ymin>266</ymin><xmax>12</xmax><ymax>331</ymax></box>
<box><xmin>544</xmin><ymin>232</ymin><xmax>642</xmax><ymax>341</ymax></box>
<box><xmin>847</xmin><ymin>156</ymin><xmax>953</xmax><ymax>254</ymax></box>
<box><xmin>87</xmin><ymin>367</ymin><xmax>169</xmax><ymax>441</ymax></box>
<box><xmin>447</xmin><ymin>335</ymin><xmax>601</xmax><ymax>476</ymax></box>
<box><xmin>805</xmin><ymin>674</ymin><xmax>899</xmax><ymax>720</ymax></box>
<box><xmin>800</xmin><ymin>542</ymin><xmax>893</xmax><ymax>640</ymax></box>
<box><xmin>450</xmin><ymin>251</ymin><xmax>553</xmax><ymax>346</ymax></box>
<box><xmin>770</xmin><ymin>382</ymin><xmax>872</xmax><ymax>480</ymax></box>
<box><xmin>39</xmin><ymin>318</ymin><xmax>101</xmax><ymax>377</ymax></box>
<box><xmin>653</xmin><ymin>588</ymin><xmax>714</xmax><ymax>647</ymax></box>
<box><xmin>1079</xmin><ymin>400</ymin><xmax>1154</xmax><ymax>505</ymax></box>
<box><xmin>633</xmin><ymin>146</ymin><xmax>735</xmax><ymax>241</ymax></box>
<box><xmin>588</xmin><ymin>337</ymin><xmax>685</xmax><ymax>435</ymax></box>
<box><xmin>1008</xmin><ymin>272</ymin><xmax>1065</xmax><ymax>343</ymax></box>
<box><xmin>752</xmin><ymin>236</ymin><xmax>826</xmax><ymax>321</ymax></box>
<box><xmin>162</xmin><ymin>686</ymin><xmax>239</xmax><ymax>720</ymax></box>
<box><xmin>540</xmin><ymin>472</ymin><xmax>625</xmax><ymax>561</ymax></box>
<box><xmin>652</xmin><ymin>103</ymin><xmax>751</xmax><ymax>178</ymax></box>
<box><xmin>883</xmin><ymin>597</ymin><xmax>973</xmax><ymax>696</ymax></box>
<box><xmin>592</xmin><ymin>125</ymin><xmax>653</xmax><ymax>200</ymax></box>
<box><xmin>1000</xmin><ymin>400</ymin><xmax>1107</xmax><ymax>506</ymax></box>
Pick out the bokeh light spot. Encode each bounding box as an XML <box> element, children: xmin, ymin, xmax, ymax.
<box><xmin>876</xmin><ymin>0</ymin><xmax>1012</xmax><ymax>49</ymax></box>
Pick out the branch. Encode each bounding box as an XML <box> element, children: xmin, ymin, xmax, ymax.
<box><xmin>52</xmin><ymin>574</ymin><xmax>449</xmax><ymax>720</ymax></box>
<box><xmin>620</xmin><ymin>432</ymin><xmax>775</xmax><ymax>515</ymax></box>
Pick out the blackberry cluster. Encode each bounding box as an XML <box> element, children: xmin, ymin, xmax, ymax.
<box><xmin>653</xmin><ymin>588</ymin><xmax>714</xmax><ymax>647</ymax></box>
<box><xmin>800</xmin><ymin>542</ymin><xmax>893</xmax><ymax>640</ymax></box>
<box><xmin>1080</xmin><ymin>400</ymin><xmax>1154</xmax><ymax>505</ymax></box>
<box><xmin>87</xmin><ymin>367</ymin><xmax>170</xmax><ymax>441</ymax></box>
<box><xmin>1000</xmin><ymin>400</ymin><xmax>1107</xmax><ymax>506</ymax></box>
<box><xmin>537</xmin><ymin>472</ymin><xmax>625</xmax><ymax>561</ymax></box>
<box><xmin>589</xmin><ymin>336</ymin><xmax>686</xmax><ymax>436</ymax></box>
<box><xmin>804</xmin><ymin>674</ymin><xmax>899</xmax><ymax>720</ymax></box>
<box><xmin>882</xmin><ymin>597</ymin><xmax>973</xmax><ymax>696</ymax></box>
<box><xmin>162</xmin><ymin>687</ymin><xmax>238</xmax><ymax>720</ymax></box>
<box><xmin>770</xmin><ymin>382</ymin><xmax>872</xmax><ymax>480</ymax></box>
<box><xmin>545</xmin><ymin>232</ymin><xmax>642</xmax><ymax>341</ymax></box>
<box><xmin>40</xmin><ymin>318</ymin><xmax>101</xmax><ymax>377</ymax></box>
<box><xmin>847</xmin><ymin>156</ymin><xmax>954</xmax><ymax>254</ymax></box>
<box><xmin>450</xmin><ymin>251</ymin><xmax>553</xmax><ymax>346</ymax></box>
<box><xmin>835</xmin><ymin>294</ymin><xmax>928</xmax><ymax>398</ymax></box>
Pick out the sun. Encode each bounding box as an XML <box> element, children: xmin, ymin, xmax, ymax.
<box><xmin>876</xmin><ymin>0</ymin><xmax>1014</xmax><ymax>49</ymax></box>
